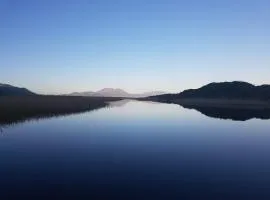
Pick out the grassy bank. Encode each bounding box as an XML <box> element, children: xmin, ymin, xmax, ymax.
<box><xmin>0</xmin><ymin>96</ymin><xmax>121</xmax><ymax>125</ymax></box>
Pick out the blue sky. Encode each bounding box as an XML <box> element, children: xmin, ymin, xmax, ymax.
<box><xmin>1</xmin><ymin>0</ymin><xmax>269</xmax><ymax>94</ymax></box>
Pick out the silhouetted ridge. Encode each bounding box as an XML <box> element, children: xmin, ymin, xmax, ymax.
<box><xmin>0</xmin><ymin>83</ymin><xmax>36</xmax><ymax>96</ymax></box>
<box><xmin>149</xmin><ymin>81</ymin><xmax>270</xmax><ymax>101</ymax></box>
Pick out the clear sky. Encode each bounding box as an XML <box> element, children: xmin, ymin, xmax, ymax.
<box><xmin>1</xmin><ymin>0</ymin><xmax>269</xmax><ymax>94</ymax></box>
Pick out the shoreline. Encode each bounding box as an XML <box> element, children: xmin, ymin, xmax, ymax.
<box><xmin>0</xmin><ymin>96</ymin><xmax>122</xmax><ymax>126</ymax></box>
<box><xmin>173</xmin><ymin>99</ymin><xmax>270</xmax><ymax>109</ymax></box>
<box><xmin>144</xmin><ymin>98</ymin><xmax>270</xmax><ymax>109</ymax></box>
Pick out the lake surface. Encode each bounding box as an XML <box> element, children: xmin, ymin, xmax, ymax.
<box><xmin>1</xmin><ymin>100</ymin><xmax>270</xmax><ymax>199</ymax></box>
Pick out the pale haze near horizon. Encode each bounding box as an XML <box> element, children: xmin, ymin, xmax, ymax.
<box><xmin>1</xmin><ymin>0</ymin><xmax>269</xmax><ymax>94</ymax></box>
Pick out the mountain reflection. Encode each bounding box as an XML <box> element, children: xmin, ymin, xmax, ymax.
<box><xmin>108</xmin><ymin>99</ymin><xmax>130</xmax><ymax>107</ymax></box>
<box><xmin>1</xmin><ymin>99</ymin><xmax>270</xmax><ymax>129</ymax></box>
<box><xmin>0</xmin><ymin>107</ymin><xmax>105</xmax><ymax>128</ymax></box>
<box><xmin>108</xmin><ymin>99</ymin><xmax>162</xmax><ymax>108</ymax></box>
<box><xmin>180</xmin><ymin>104</ymin><xmax>270</xmax><ymax>121</ymax></box>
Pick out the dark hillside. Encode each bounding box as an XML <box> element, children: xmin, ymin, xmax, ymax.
<box><xmin>148</xmin><ymin>81</ymin><xmax>270</xmax><ymax>102</ymax></box>
<box><xmin>0</xmin><ymin>84</ymin><xmax>36</xmax><ymax>96</ymax></box>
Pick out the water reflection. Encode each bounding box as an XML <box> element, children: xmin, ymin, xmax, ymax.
<box><xmin>108</xmin><ymin>99</ymin><xmax>162</xmax><ymax>108</ymax></box>
<box><xmin>2</xmin><ymin>99</ymin><xmax>270</xmax><ymax>128</ymax></box>
<box><xmin>108</xmin><ymin>99</ymin><xmax>130</xmax><ymax>107</ymax></box>
<box><xmin>0</xmin><ymin>106</ymin><xmax>107</xmax><ymax>128</ymax></box>
<box><xmin>179</xmin><ymin>104</ymin><xmax>270</xmax><ymax>121</ymax></box>
<box><xmin>1</xmin><ymin>100</ymin><xmax>270</xmax><ymax>199</ymax></box>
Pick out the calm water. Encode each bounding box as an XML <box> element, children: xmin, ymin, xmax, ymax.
<box><xmin>1</xmin><ymin>100</ymin><xmax>270</xmax><ymax>199</ymax></box>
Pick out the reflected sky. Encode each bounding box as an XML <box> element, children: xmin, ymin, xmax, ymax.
<box><xmin>1</xmin><ymin>101</ymin><xmax>270</xmax><ymax>199</ymax></box>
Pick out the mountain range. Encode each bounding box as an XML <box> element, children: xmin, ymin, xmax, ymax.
<box><xmin>1</xmin><ymin>81</ymin><xmax>270</xmax><ymax>102</ymax></box>
<box><xmin>68</xmin><ymin>88</ymin><xmax>166</xmax><ymax>98</ymax></box>
<box><xmin>148</xmin><ymin>81</ymin><xmax>270</xmax><ymax>102</ymax></box>
<box><xmin>0</xmin><ymin>83</ymin><xmax>36</xmax><ymax>96</ymax></box>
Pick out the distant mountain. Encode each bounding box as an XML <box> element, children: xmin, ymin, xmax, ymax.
<box><xmin>148</xmin><ymin>81</ymin><xmax>270</xmax><ymax>102</ymax></box>
<box><xmin>69</xmin><ymin>91</ymin><xmax>96</xmax><ymax>97</ymax></box>
<box><xmin>95</xmin><ymin>88</ymin><xmax>130</xmax><ymax>97</ymax></box>
<box><xmin>0</xmin><ymin>83</ymin><xmax>36</xmax><ymax>96</ymax></box>
<box><xmin>69</xmin><ymin>88</ymin><xmax>166</xmax><ymax>98</ymax></box>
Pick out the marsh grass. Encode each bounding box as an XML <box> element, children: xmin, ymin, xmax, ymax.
<box><xmin>0</xmin><ymin>96</ymin><xmax>121</xmax><ymax>125</ymax></box>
